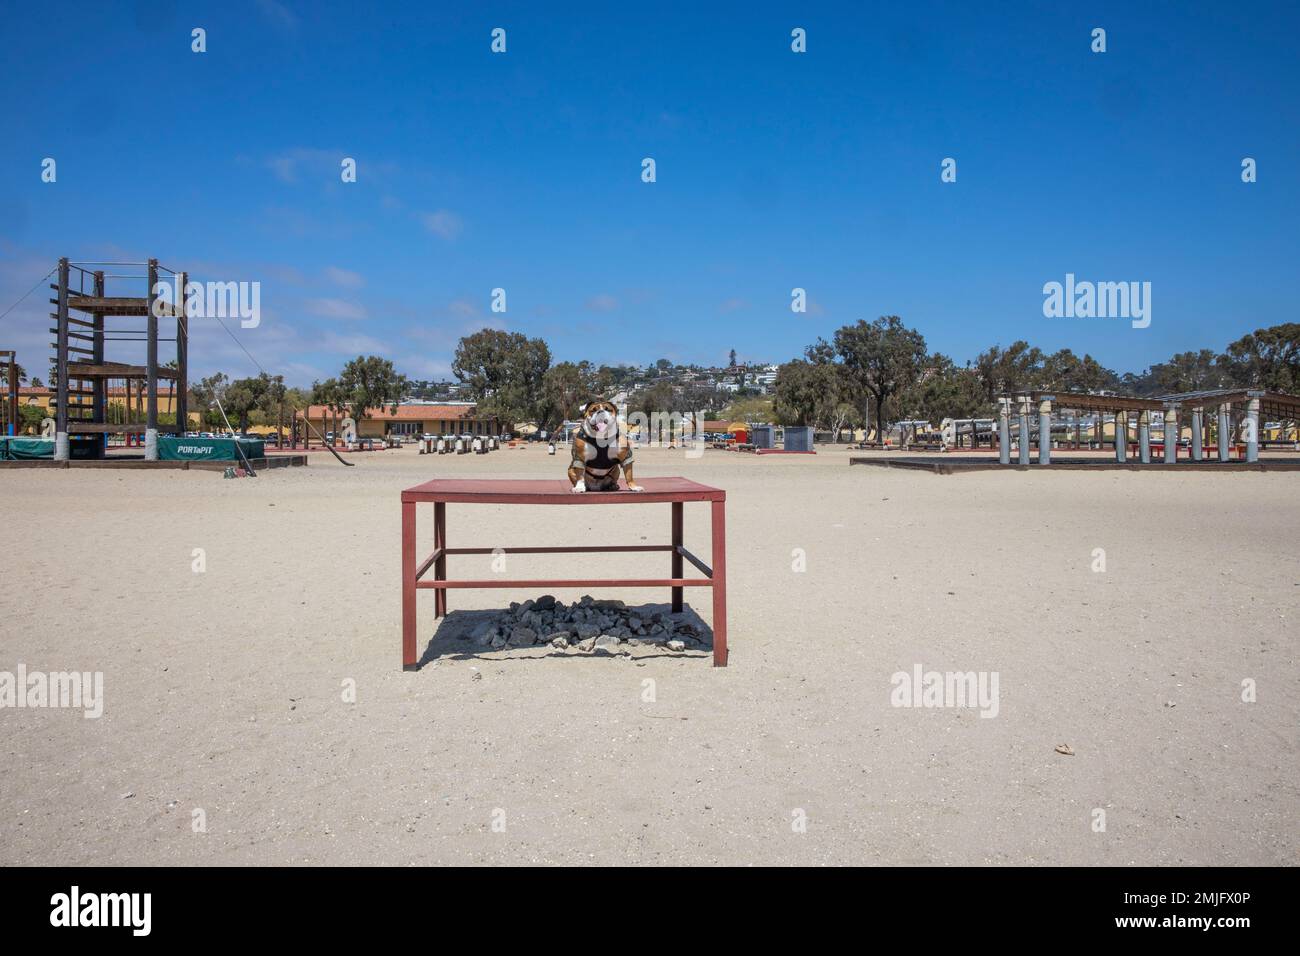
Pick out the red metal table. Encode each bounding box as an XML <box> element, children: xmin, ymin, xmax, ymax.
<box><xmin>401</xmin><ymin>477</ymin><xmax>727</xmax><ymax>668</ymax></box>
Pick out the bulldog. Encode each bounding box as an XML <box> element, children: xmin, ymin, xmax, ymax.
<box><xmin>568</xmin><ymin>400</ymin><xmax>644</xmax><ymax>493</ymax></box>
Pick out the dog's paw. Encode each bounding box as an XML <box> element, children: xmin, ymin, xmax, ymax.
<box><xmin>571</xmin><ymin>480</ymin><xmax>586</xmax><ymax>493</ymax></box>
<box><xmin>627</xmin><ymin>483</ymin><xmax>645</xmax><ymax>492</ymax></box>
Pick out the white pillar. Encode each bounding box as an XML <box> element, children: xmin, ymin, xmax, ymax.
<box><xmin>1218</xmin><ymin>403</ymin><xmax>1231</xmax><ymax>462</ymax></box>
<box><xmin>1115</xmin><ymin>412</ymin><xmax>1127</xmax><ymax>463</ymax></box>
<box><xmin>1163</xmin><ymin>409</ymin><xmax>1178</xmax><ymax>464</ymax></box>
<box><xmin>1138</xmin><ymin>411</ymin><xmax>1151</xmax><ymax>464</ymax></box>
<box><xmin>1038</xmin><ymin>397</ymin><xmax>1052</xmax><ymax>465</ymax></box>
<box><xmin>1245</xmin><ymin>396</ymin><xmax>1260</xmax><ymax>463</ymax></box>
<box><xmin>998</xmin><ymin>398</ymin><xmax>1011</xmax><ymax>465</ymax></box>
<box><xmin>1017</xmin><ymin>397</ymin><xmax>1031</xmax><ymax>466</ymax></box>
<box><xmin>1191</xmin><ymin>408</ymin><xmax>1203</xmax><ymax>460</ymax></box>
<box><xmin>55</xmin><ymin>431</ymin><xmax>70</xmax><ymax>461</ymax></box>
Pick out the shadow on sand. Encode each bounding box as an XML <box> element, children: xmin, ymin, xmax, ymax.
<box><xmin>414</xmin><ymin>601</ymin><xmax>714</xmax><ymax>669</ymax></box>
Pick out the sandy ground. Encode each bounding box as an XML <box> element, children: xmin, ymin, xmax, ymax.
<box><xmin>1</xmin><ymin>444</ymin><xmax>1296</xmax><ymax>866</ymax></box>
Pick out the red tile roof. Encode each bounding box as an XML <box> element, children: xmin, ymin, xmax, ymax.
<box><xmin>301</xmin><ymin>403</ymin><xmax>495</xmax><ymax>421</ymax></box>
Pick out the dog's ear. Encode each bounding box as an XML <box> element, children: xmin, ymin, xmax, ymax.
<box><xmin>578</xmin><ymin>401</ymin><xmax>589</xmax><ymax>417</ymax></box>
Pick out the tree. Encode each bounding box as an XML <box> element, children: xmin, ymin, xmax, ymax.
<box><xmin>719</xmin><ymin>395</ymin><xmax>774</xmax><ymax>423</ymax></box>
<box><xmin>19</xmin><ymin>403</ymin><xmax>47</xmax><ymax>433</ymax></box>
<box><xmin>630</xmin><ymin>380</ymin><xmax>677</xmax><ymax>416</ymax></box>
<box><xmin>832</xmin><ymin>316</ymin><xmax>928</xmax><ymax>441</ymax></box>
<box><xmin>900</xmin><ymin>354</ymin><xmax>987</xmax><ymax>423</ymax></box>
<box><xmin>339</xmin><ymin>355</ymin><xmax>406</xmax><ymax>420</ymax></box>
<box><xmin>311</xmin><ymin>378</ymin><xmax>349</xmax><ymax>441</ymax></box>
<box><xmin>1148</xmin><ymin>349</ymin><xmax>1230</xmax><ymax>394</ymax></box>
<box><xmin>773</xmin><ymin>359</ymin><xmax>851</xmax><ymax>435</ymax></box>
<box><xmin>974</xmin><ymin>341</ymin><xmax>1044</xmax><ymax>403</ymax></box>
<box><xmin>452</xmin><ymin>329</ymin><xmax>551</xmax><ymax>426</ymax></box>
<box><xmin>728</xmin><ymin>349</ymin><xmax>737</xmax><ymax>368</ymax></box>
<box><xmin>629</xmin><ymin>380</ymin><xmax>684</xmax><ymax>444</ymax></box>
<box><xmin>677</xmin><ymin>381</ymin><xmax>721</xmax><ymax>417</ymax></box>
<box><xmin>223</xmin><ymin>373</ymin><xmax>286</xmax><ymax>432</ymax></box>
<box><xmin>189</xmin><ymin>372</ymin><xmax>229</xmax><ymax>429</ymax></box>
<box><xmin>539</xmin><ymin>361</ymin><xmax>594</xmax><ymax>429</ymax></box>
<box><xmin>1222</xmin><ymin>323</ymin><xmax>1300</xmax><ymax>393</ymax></box>
<box><xmin>1038</xmin><ymin>349</ymin><xmax>1119</xmax><ymax>394</ymax></box>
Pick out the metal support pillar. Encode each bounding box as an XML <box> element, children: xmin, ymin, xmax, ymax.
<box><xmin>1017</xmin><ymin>396</ymin><xmax>1030</xmax><ymax>466</ymax></box>
<box><xmin>1217</xmin><ymin>403</ymin><xmax>1231</xmax><ymax>463</ymax></box>
<box><xmin>1037</xmin><ymin>396</ymin><xmax>1053</xmax><ymax>465</ymax></box>
<box><xmin>1245</xmin><ymin>395</ymin><xmax>1260</xmax><ymax>463</ymax></box>
<box><xmin>998</xmin><ymin>398</ymin><xmax>1010</xmax><ymax>465</ymax></box>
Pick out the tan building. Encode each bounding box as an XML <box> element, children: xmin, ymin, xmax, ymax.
<box><xmin>299</xmin><ymin>402</ymin><xmax>502</xmax><ymax>440</ymax></box>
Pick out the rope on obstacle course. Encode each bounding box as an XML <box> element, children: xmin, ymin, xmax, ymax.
<box><xmin>205</xmin><ymin>310</ymin><xmax>355</xmax><ymax>467</ymax></box>
<box><xmin>0</xmin><ymin>267</ymin><xmax>57</xmax><ymax>324</ymax></box>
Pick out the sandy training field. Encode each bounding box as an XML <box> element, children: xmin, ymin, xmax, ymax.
<box><xmin>1</xmin><ymin>445</ymin><xmax>1295</xmax><ymax>865</ymax></box>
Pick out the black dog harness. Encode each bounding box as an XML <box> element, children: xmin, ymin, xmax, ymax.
<box><xmin>582</xmin><ymin>431</ymin><xmax>630</xmax><ymax>477</ymax></box>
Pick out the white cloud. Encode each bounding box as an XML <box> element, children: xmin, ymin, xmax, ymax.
<box><xmin>401</xmin><ymin>358</ymin><xmax>454</xmax><ymax>380</ymax></box>
<box><xmin>448</xmin><ymin>298</ymin><xmax>479</xmax><ymax>318</ymax></box>
<box><xmin>320</xmin><ymin>331</ymin><xmax>390</xmax><ymax>355</ymax></box>
<box><xmin>324</xmin><ymin>266</ymin><xmax>364</xmax><ymax>289</ymax></box>
<box><xmin>304</xmin><ymin>297</ymin><xmax>367</xmax><ymax>320</ymax></box>
<box><xmin>257</xmin><ymin>0</ymin><xmax>299</xmax><ymax>31</ymax></box>
<box><xmin>585</xmin><ymin>293</ymin><xmax>619</xmax><ymax>312</ymax></box>
<box><xmin>420</xmin><ymin>210</ymin><xmax>463</xmax><ymax>240</ymax></box>
<box><xmin>264</xmin><ymin>148</ymin><xmax>344</xmax><ymax>185</ymax></box>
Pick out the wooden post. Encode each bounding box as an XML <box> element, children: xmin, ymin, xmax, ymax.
<box><xmin>176</xmin><ymin>271</ymin><xmax>188</xmax><ymax>436</ymax></box>
<box><xmin>671</xmin><ymin>502</ymin><xmax>683</xmax><ymax>613</ymax></box>
<box><xmin>145</xmin><ymin>259</ymin><xmax>159</xmax><ymax>459</ymax></box>
<box><xmin>1</xmin><ymin>352</ymin><xmax>16</xmax><ymax>436</ymax></box>
<box><xmin>402</xmin><ymin>500</ymin><xmax>417</xmax><ymax>669</ymax></box>
<box><xmin>92</xmin><ymin>271</ymin><xmax>105</xmax><ymax>453</ymax></box>
<box><xmin>434</xmin><ymin>501</ymin><xmax>447</xmax><ymax>617</ymax></box>
<box><xmin>711</xmin><ymin>497</ymin><xmax>728</xmax><ymax>667</ymax></box>
<box><xmin>54</xmin><ymin>257</ymin><xmax>70</xmax><ymax>459</ymax></box>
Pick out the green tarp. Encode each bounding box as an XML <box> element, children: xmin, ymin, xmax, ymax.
<box><xmin>7</xmin><ymin>437</ymin><xmax>54</xmax><ymax>459</ymax></box>
<box><xmin>158</xmin><ymin>436</ymin><xmax>265</xmax><ymax>461</ymax></box>
<box><xmin>0</xmin><ymin>437</ymin><xmax>98</xmax><ymax>460</ymax></box>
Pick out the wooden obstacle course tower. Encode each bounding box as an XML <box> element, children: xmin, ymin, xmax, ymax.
<box><xmin>50</xmin><ymin>257</ymin><xmax>189</xmax><ymax>460</ymax></box>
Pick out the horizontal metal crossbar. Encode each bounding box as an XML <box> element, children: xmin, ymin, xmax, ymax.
<box><xmin>417</xmin><ymin>578</ymin><xmax>712</xmax><ymax>590</ymax></box>
<box><xmin>414</xmin><ymin>543</ymin><xmax>715</xmax><ymax>585</ymax></box>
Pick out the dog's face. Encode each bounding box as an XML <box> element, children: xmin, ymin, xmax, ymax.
<box><xmin>582</xmin><ymin>400</ymin><xmax>619</xmax><ymax>443</ymax></box>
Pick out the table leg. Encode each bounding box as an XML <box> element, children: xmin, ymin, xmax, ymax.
<box><xmin>671</xmin><ymin>501</ymin><xmax>683</xmax><ymax>614</ymax></box>
<box><xmin>710</xmin><ymin>498</ymin><xmax>727</xmax><ymax>667</ymax></box>
<box><xmin>402</xmin><ymin>499</ymin><xmax>417</xmax><ymax>669</ymax></box>
<box><xmin>434</xmin><ymin>501</ymin><xmax>447</xmax><ymax>617</ymax></box>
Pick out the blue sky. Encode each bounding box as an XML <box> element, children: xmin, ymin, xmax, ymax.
<box><xmin>1</xmin><ymin>0</ymin><xmax>1297</xmax><ymax>387</ymax></box>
